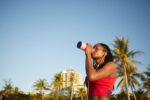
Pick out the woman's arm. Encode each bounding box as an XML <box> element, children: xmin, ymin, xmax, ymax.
<box><xmin>85</xmin><ymin>44</ymin><xmax>116</xmax><ymax>82</ymax></box>
<box><xmin>86</xmin><ymin>54</ymin><xmax>116</xmax><ymax>82</ymax></box>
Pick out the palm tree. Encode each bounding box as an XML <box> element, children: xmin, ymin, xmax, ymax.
<box><xmin>117</xmin><ymin>64</ymin><xmax>142</xmax><ymax>100</ymax></box>
<box><xmin>33</xmin><ymin>79</ymin><xmax>49</xmax><ymax>100</ymax></box>
<box><xmin>50</xmin><ymin>73</ymin><xmax>63</xmax><ymax>100</ymax></box>
<box><xmin>76</xmin><ymin>87</ymin><xmax>86</xmax><ymax>100</ymax></box>
<box><xmin>116</xmin><ymin>91</ymin><xmax>128</xmax><ymax>100</ymax></box>
<box><xmin>69</xmin><ymin>72</ymin><xmax>75</xmax><ymax>100</ymax></box>
<box><xmin>12</xmin><ymin>86</ymin><xmax>20</xmax><ymax>100</ymax></box>
<box><xmin>14</xmin><ymin>86</ymin><xmax>19</xmax><ymax>94</ymax></box>
<box><xmin>141</xmin><ymin>64</ymin><xmax>150</xmax><ymax>100</ymax></box>
<box><xmin>135</xmin><ymin>88</ymin><xmax>147</xmax><ymax>100</ymax></box>
<box><xmin>112</xmin><ymin>36</ymin><xmax>143</xmax><ymax>100</ymax></box>
<box><xmin>3</xmin><ymin>80</ymin><xmax>13</xmax><ymax>96</ymax></box>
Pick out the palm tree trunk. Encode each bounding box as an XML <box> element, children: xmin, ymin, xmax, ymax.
<box><xmin>42</xmin><ymin>93</ymin><xmax>44</xmax><ymax>100</ymax></box>
<box><xmin>123</xmin><ymin>63</ymin><xmax>130</xmax><ymax>100</ymax></box>
<box><xmin>70</xmin><ymin>89</ymin><xmax>73</xmax><ymax>100</ymax></box>
<box><xmin>70</xmin><ymin>82</ymin><xmax>73</xmax><ymax>100</ymax></box>
<box><xmin>148</xmin><ymin>89</ymin><xmax>150</xmax><ymax>100</ymax></box>
<box><xmin>56</xmin><ymin>87</ymin><xmax>59</xmax><ymax>100</ymax></box>
<box><xmin>81</xmin><ymin>95</ymin><xmax>83</xmax><ymax>100</ymax></box>
<box><xmin>40</xmin><ymin>89</ymin><xmax>43</xmax><ymax>100</ymax></box>
<box><xmin>140</xmin><ymin>95</ymin><xmax>143</xmax><ymax>100</ymax></box>
<box><xmin>131</xmin><ymin>87</ymin><xmax>137</xmax><ymax>100</ymax></box>
<box><xmin>58</xmin><ymin>83</ymin><xmax>62</xmax><ymax>100</ymax></box>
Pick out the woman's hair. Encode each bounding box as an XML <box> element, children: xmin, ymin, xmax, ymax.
<box><xmin>100</xmin><ymin>43</ymin><xmax>113</xmax><ymax>62</ymax></box>
<box><xmin>93</xmin><ymin>43</ymin><xmax>113</xmax><ymax>69</ymax></box>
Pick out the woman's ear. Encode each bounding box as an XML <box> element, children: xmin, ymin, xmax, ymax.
<box><xmin>104</xmin><ymin>52</ymin><xmax>107</xmax><ymax>57</ymax></box>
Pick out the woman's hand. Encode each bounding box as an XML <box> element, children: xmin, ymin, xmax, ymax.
<box><xmin>85</xmin><ymin>43</ymin><xmax>93</xmax><ymax>56</ymax></box>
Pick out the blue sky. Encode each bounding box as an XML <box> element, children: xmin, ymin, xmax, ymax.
<box><xmin>0</xmin><ymin>0</ymin><xmax>150</xmax><ymax>94</ymax></box>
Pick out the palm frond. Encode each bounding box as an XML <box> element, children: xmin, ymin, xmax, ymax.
<box><xmin>49</xmin><ymin>81</ymin><xmax>54</xmax><ymax>89</ymax></box>
<box><xmin>121</xmin><ymin>37</ymin><xmax>125</xmax><ymax>54</ymax></box>
<box><xmin>130</xmin><ymin>59</ymin><xmax>143</xmax><ymax>65</ymax></box>
<box><xmin>117</xmin><ymin>78</ymin><xmax>124</xmax><ymax>89</ymax></box>
<box><xmin>132</xmin><ymin>73</ymin><xmax>143</xmax><ymax>79</ymax></box>
<box><xmin>130</xmin><ymin>80</ymin><xmax>136</xmax><ymax>89</ymax></box>
<box><xmin>114</xmin><ymin>36</ymin><xmax>121</xmax><ymax>48</ymax></box>
<box><xmin>131</xmin><ymin>76</ymin><xmax>140</xmax><ymax>86</ymax></box>
<box><xmin>127</xmin><ymin>50</ymin><xmax>144</xmax><ymax>58</ymax></box>
<box><xmin>125</xmin><ymin>38</ymin><xmax>129</xmax><ymax>53</ymax></box>
<box><xmin>114</xmin><ymin>48</ymin><xmax>121</xmax><ymax>55</ymax></box>
<box><xmin>126</xmin><ymin>59</ymin><xmax>144</xmax><ymax>74</ymax></box>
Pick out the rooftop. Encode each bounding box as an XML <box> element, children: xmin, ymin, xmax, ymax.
<box><xmin>66</xmin><ymin>66</ymin><xmax>75</xmax><ymax>72</ymax></box>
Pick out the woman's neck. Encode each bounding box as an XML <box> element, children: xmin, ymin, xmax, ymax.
<box><xmin>95</xmin><ymin>57</ymin><xmax>105</xmax><ymax>65</ymax></box>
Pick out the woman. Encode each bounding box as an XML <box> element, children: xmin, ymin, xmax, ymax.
<box><xmin>85</xmin><ymin>43</ymin><xmax>116</xmax><ymax>100</ymax></box>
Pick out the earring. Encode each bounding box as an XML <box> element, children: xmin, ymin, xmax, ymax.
<box><xmin>103</xmin><ymin>53</ymin><xmax>106</xmax><ymax>57</ymax></box>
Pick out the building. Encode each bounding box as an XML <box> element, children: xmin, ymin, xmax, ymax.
<box><xmin>60</xmin><ymin>67</ymin><xmax>85</xmax><ymax>96</ymax></box>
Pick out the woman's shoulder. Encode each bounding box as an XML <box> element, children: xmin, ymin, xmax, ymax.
<box><xmin>106</xmin><ymin>61</ymin><xmax>116</xmax><ymax>67</ymax></box>
<box><xmin>105</xmin><ymin>62</ymin><xmax>117</xmax><ymax>78</ymax></box>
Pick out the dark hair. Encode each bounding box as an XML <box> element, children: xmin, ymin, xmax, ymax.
<box><xmin>93</xmin><ymin>43</ymin><xmax>113</xmax><ymax>69</ymax></box>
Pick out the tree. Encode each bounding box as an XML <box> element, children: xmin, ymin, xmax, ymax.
<box><xmin>117</xmin><ymin>64</ymin><xmax>142</xmax><ymax>100</ymax></box>
<box><xmin>76</xmin><ymin>87</ymin><xmax>86</xmax><ymax>100</ymax></box>
<box><xmin>135</xmin><ymin>88</ymin><xmax>147</xmax><ymax>100</ymax></box>
<box><xmin>33</xmin><ymin>79</ymin><xmax>49</xmax><ymax>100</ymax></box>
<box><xmin>69</xmin><ymin>72</ymin><xmax>75</xmax><ymax>100</ymax></box>
<box><xmin>2</xmin><ymin>80</ymin><xmax>13</xmax><ymax>96</ymax></box>
<box><xmin>112</xmin><ymin>37</ymin><xmax>143</xmax><ymax>100</ymax></box>
<box><xmin>14</xmin><ymin>87</ymin><xmax>19</xmax><ymax>94</ymax></box>
<box><xmin>49</xmin><ymin>73</ymin><xmax>63</xmax><ymax>100</ymax></box>
<box><xmin>116</xmin><ymin>91</ymin><xmax>128</xmax><ymax>100</ymax></box>
<box><xmin>141</xmin><ymin>64</ymin><xmax>150</xmax><ymax>100</ymax></box>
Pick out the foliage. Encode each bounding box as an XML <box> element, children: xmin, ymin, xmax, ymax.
<box><xmin>112</xmin><ymin>36</ymin><xmax>144</xmax><ymax>100</ymax></box>
<box><xmin>32</xmin><ymin>79</ymin><xmax>49</xmax><ymax>100</ymax></box>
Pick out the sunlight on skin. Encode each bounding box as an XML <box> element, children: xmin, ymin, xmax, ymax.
<box><xmin>88</xmin><ymin>96</ymin><xmax>109</xmax><ymax>100</ymax></box>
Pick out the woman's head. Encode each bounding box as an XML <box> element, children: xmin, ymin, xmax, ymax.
<box><xmin>92</xmin><ymin>43</ymin><xmax>113</xmax><ymax>63</ymax></box>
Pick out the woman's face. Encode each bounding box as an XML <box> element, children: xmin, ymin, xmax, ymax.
<box><xmin>92</xmin><ymin>44</ymin><xmax>106</xmax><ymax>59</ymax></box>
